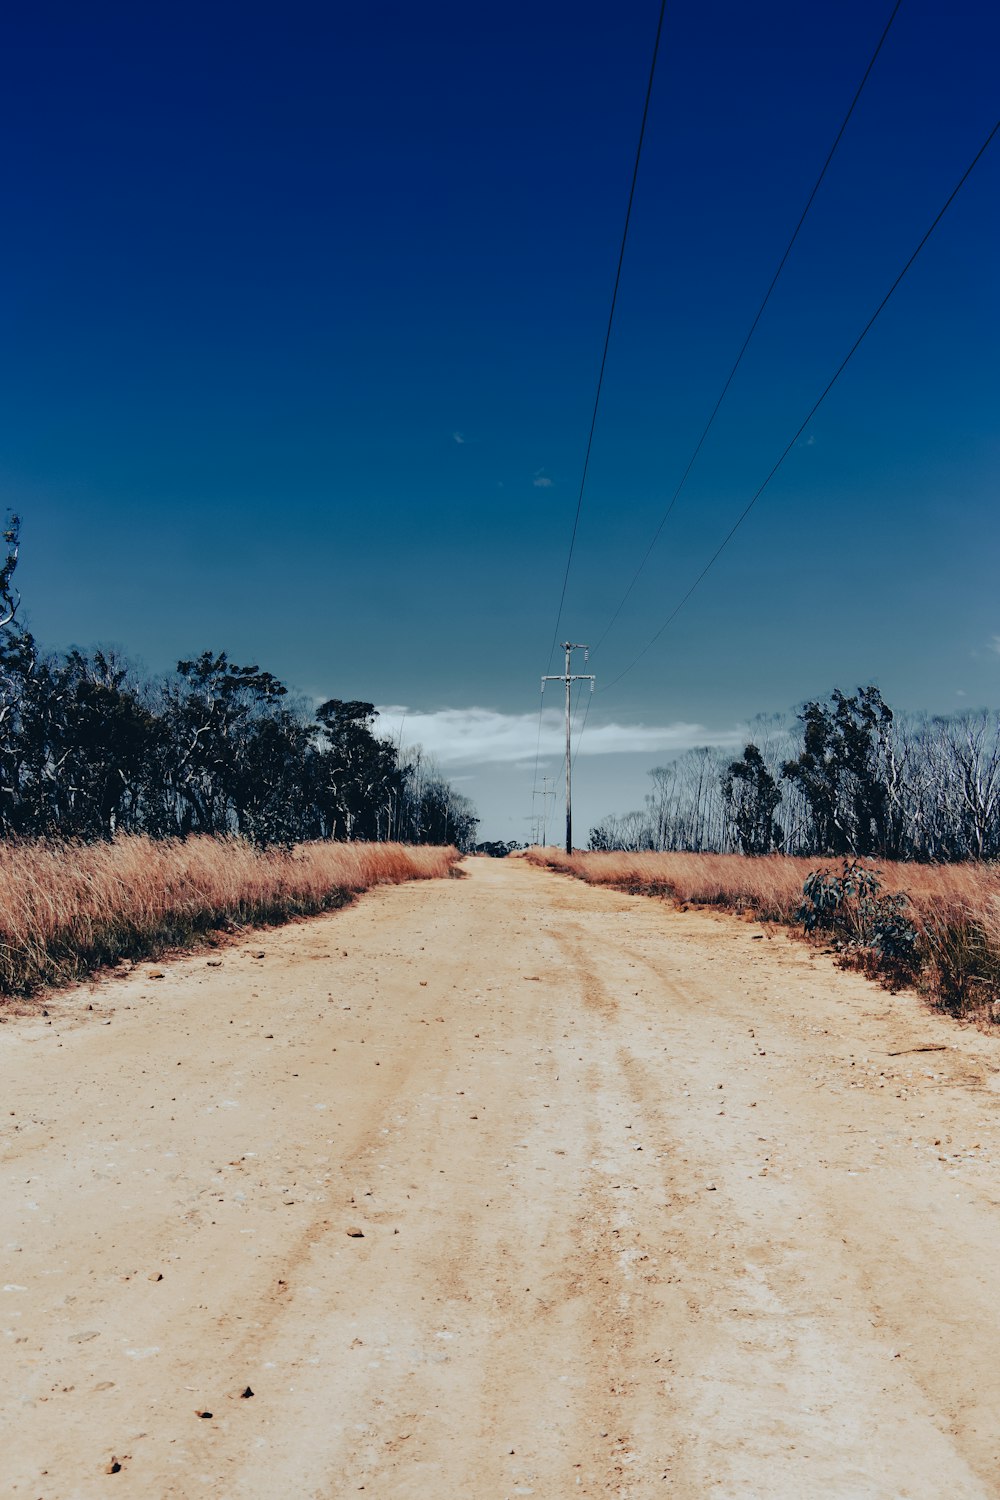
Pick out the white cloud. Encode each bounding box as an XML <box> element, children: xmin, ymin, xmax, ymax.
<box><xmin>452</xmin><ymin>431</ymin><xmax>466</xmax><ymax>445</ymax></box>
<box><xmin>374</xmin><ymin>705</ymin><xmax>740</xmax><ymax>767</ymax></box>
<box><xmin>988</xmin><ymin>636</ymin><xmax>1000</xmax><ymax>656</ymax></box>
<box><xmin>533</xmin><ymin>468</ymin><xmax>553</xmax><ymax>488</ymax></box>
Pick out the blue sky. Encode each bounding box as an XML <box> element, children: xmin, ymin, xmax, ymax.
<box><xmin>2</xmin><ymin>1</ymin><xmax>998</xmax><ymax>839</ymax></box>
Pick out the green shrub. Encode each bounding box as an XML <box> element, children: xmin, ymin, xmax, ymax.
<box><xmin>799</xmin><ymin>859</ymin><xmax>920</xmax><ymax>984</ymax></box>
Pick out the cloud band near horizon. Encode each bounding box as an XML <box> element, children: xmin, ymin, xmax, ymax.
<box><xmin>373</xmin><ymin>705</ymin><xmax>742</xmax><ymax>767</ymax></box>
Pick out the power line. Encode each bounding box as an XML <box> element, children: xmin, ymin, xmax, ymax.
<box><xmin>592</xmin><ymin>0</ymin><xmax>905</xmax><ymax>655</ymax></box>
<box><xmin>532</xmin><ymin>0</ymin><xmax>665</xmax><ymax>832</ymax></box>
<box><xmin>559</xmin><ymin>0</ymin><xmax>904</xmax><ymax>771</ymax></box>
<box><xmin>553</xmin><ymin>681</ymin><xmax>588</xmax><ymax>819</ymax></box>
<box><xmin>600</xmin><ymin>115</ymin><xmax>1000</xmax><ymax>695</ymax></box>
<box><xmin>545</xmin><ymin>0</ymin><xmax>667</xmax><ymax>670</ymax></box>
<box><xmin>529</xmin><ymin>682</ymin><xmax>545</xmax><ymax>819</ymax></box>
<box><xmin>572</xmin><ymin>690</ymin><xmax>592</xmax><ymax>774</ymax></box>
<box><xmin>550</xmin><ymin>687</ymin><xmax>592</xmax><ymax>831</ymax></box>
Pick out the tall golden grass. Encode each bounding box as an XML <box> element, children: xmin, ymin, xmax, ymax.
<box><xmin>525</xmin><ymin>847</ymin><xmax>1000</xmax><ymax>1019</ymax></box>
<box><xmin>0</xmin><ymin>837</ymin><xmax>459</xmax><ymax>998</ymax></box>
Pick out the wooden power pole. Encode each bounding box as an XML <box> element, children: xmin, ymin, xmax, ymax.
<box><xmin>542</xmin><ymin>642</ymin><xmax>594</xmax><ymax>854</ymax></box>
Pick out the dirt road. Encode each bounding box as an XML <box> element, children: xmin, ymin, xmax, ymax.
<box><xmin>3</xmin><ymin>858</ymin><xmax>1000</xmax><ymax>1498</ymax></box>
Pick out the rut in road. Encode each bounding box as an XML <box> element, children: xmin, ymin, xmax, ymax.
<box><xmin>2</xmin><ymin>857</ymin><xmax>1000</xmax><ymax>1498</ymax></box>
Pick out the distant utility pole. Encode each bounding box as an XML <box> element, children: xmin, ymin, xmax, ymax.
<box><xmin>542</xmin><ymin>643</ymin><xmax>594</xmax><ymax>854</ymax></box>
<box><xmin>540</xmin><ymin>775</ymin><xmax>554</xmax><ymax>845</ymax></box>
<box><xmin>531</xmin><ymin>775</ymin><xmax>554</xmax><ymax>846</ymax></box>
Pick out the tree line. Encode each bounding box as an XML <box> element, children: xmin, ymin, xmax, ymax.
<box><xmin>589</xmin><ymin>684</ymin><xmax>1000</xmax><ymax>862</ymax></box>
<box><xmin>0</xmin><ymin>519</ymin><xmax>478</xmax><ymax>849</ymax></box>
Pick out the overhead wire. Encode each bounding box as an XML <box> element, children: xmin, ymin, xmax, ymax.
<box><xmin>599</xmin><ymin>115</ymin><xmax>1000</xmax><ymax>695</ymax></box>
<box><xmin>591</xmin><ymin>0</ymin><xmax>905</xmax><ymax>655</ymax></box>
<box><xmin>543</xmin><ymin>681</ymin><xmax>585</xmax><ymax>843</ymax></box>
<box><xmin>544</xmin><ymin>0</ymin><xmax>667</xmax><ymax>671</ymax></box>
<box><xmin>570</xmin><ymin>0</ymin><xmax>905</xmax><ymax>775</ymax></box>
<box><xmin>532</xmin><ymin>0</ymin><xmax>667</xmax><ymax>835</ymax></box>
<box><xmin>572</xmin><ymin>690</ymin><xmax>593</xmax><ymax>774</ymax></box>
<box><xmin>529</xmin><ymin>682</ymin><xmax>546</xmax><ymax>842</ymax></box>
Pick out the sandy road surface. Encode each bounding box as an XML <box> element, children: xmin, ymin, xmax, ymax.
<box><xmin>3</xmin><ymin>860</ymin><xmax>1000</xmax><ymax>1499</ymax></box>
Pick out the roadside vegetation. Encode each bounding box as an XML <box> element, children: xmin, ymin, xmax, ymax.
<box><xmin>526</xmin><ymin>847</ymin><xmax>1000</xmax><ymax>1022</ymax></box>
<box><xmin>590</xmin><ymin>685</ymin><xmax>1000</xmax><ymax>863</ymax></box>
<box><xmin>576</xmin><ymin>680</ymin><xmax>1000</xmax><ymax>1022</ymax></box>
<box><xmin>0</xmin><ymin>517</ymin><xmax>478</xmax><ymax>850</ymax></box>
<box><xmin>0</xmin><ymin>836</ymin><xmax>459</xmax><ymax>998</ymax></box>
<box><xmin>0</xmin><ymin>516</ymin><xmax>472</xmax><ymax>1000</ymax></box>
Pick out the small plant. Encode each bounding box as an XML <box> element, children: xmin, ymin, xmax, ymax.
<box><xmin>799</xmin><ymin>860</ymin><xmax>878</xmax><ymax>934</ymax></box>
<box><xmin>799</xmin><ymin>859</ymin><xmax>919</xmax><ymax>983</ymax></box>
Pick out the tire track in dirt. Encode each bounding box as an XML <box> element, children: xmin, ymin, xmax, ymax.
<box><xmin>586</xmin><ymin>893</ymin><xmax>999</xmax><ymax>1495</ymax></box>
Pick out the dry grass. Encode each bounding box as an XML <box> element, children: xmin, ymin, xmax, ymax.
<box><xmin>0</xmin><ymin>836</ymin><xmax>460</xmax><ymax>999</ymax></box>
<box><xmin>525</xmin><ymin>847</ymin><xmax>1000</xmax><ymax>1021</ymax></box>
<box><xmin>525</xmin><ymin>849</ymin><xmax>812</xmax><ymax>920</ymax></box>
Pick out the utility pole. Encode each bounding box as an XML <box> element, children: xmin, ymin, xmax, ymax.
<box><xmin>542</xmin><ymin>643</ymin><xmax>594</xmax><ymax>854</ymax></box>
<box><xmin>540</xmin><ymin>775</ymin><xmax>553</xmax><ymax>845</ymax></box>
<box><xmin>530</xmin><ymin>775</ymin><xmax>554</xmax><ymax>846</ymax></box>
